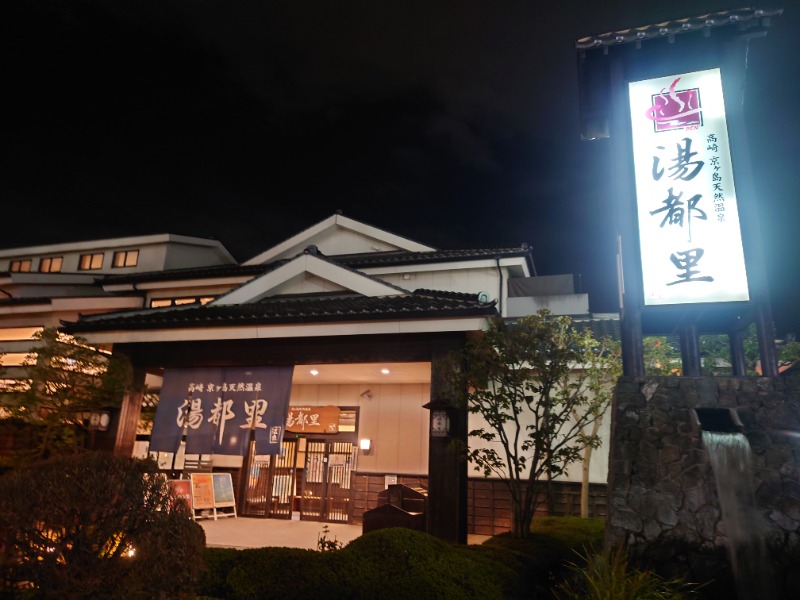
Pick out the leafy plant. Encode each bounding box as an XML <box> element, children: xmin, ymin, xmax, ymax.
<box><xmin>0</xmin><ymin>452</ymin><xmax>205</xmax><ymax>598</ymax></box>
<box><xmin>553</xmin><ymin>546</ymin><xmax>701</xmax><ymax>600</ymax></box>
<box><xmin>317</xmin><ymin>525</ymin><xmax>343</xmax><ymax>552</ymax></box>
<box><xmin>2</xmin><ymin>328</ymin><xmax>134</xmax><ymax>463</ymax></box>
<box><xmin>446</xmin><ymin>310</ymin><xmax>620</xmax><ymax>537</ymax></box>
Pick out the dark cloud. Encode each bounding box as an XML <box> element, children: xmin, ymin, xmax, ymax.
<box><xmin>3</xmin><ymin>0</ymin><xmax>799</xmax><ymax>335</ymax></box>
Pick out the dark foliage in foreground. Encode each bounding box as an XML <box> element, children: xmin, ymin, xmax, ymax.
<box><xmin>0</xmin><ymin>452</ymin><xmax>205</xmax><ymax>599</ymax></box>
<box><xmin>197</xmin><ymin>517</ymin><xmax>606</xmax><ymax>600</ymax></box>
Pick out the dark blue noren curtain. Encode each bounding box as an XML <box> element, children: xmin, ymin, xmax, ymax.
<box><xmin>150</xmin><ymin>366</ymin><xmax>294</xmax><ymax>456</ymax></box>
<box><xmin>248</xmin><ymin>365</ymin><xmax>294</xmax><ymax>455</ymax></box>
<box><xmin>149</xmin><ymin>367</ymin><xmax>221</xmax><ymax>454</ymax></box>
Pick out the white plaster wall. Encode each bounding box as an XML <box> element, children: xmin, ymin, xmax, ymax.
<box><xmin>290</xmin><ymin>383</ymin><xmax>430</xmax><ymax>475</ymax></box>
<box><xmin>467</xmin><ymin>386</ymin><xmax>612</xmax><ymax>485</ymax></box>
<box><xmin>506</xmin><ymin>294</ymin><xmax>590</xmax><ymax>318</ymax></box>
<box><xmin>313</xmin><ymin>229</ymin><xmax>403</xmax><ymax>256</ymax></box>
<box><xmin>270</xmin><ymin>273</ymin><xmax>348</xmax><ymax>296</ymax></box>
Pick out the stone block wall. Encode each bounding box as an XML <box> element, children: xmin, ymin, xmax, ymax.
<box><xmin>607</xmin><ymin>376</ymin><xmax>800</xmax><ymax>599</ymax></box>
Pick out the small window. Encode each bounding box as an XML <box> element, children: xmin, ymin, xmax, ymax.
<box><xmin>149</xmin><ymin>296</ymin><xmax>217</xmax><ymax>308</ymax></box>
<box><xmin>112</xmin><ymin>250</ymin><xmax>139</xmax><ymax>268</ymax></box>
<box><xmin>0</xmin><ymin>327</ymin><xmax>43</xmax><ymax>341</ymax></box>
<box><xmin>10</xmin><ymin>260</ymin><xmax>31</xmax><ymax>273</ymax></box>
<box><xmin>38</xmin><ymin>257</ymin><xmax>63</xmax><ymax>273</ymax></box>
<box><xmin>0</xmin><ymin>353</ymin><xmax>33</xmax><ymax>366</ymax></box>
<box><xmin>78</xmin><ymin>253</ymin><xmax>104</xmax><ymax>271</ymax></box>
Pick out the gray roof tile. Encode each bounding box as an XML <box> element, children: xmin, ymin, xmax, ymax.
<box><xmin>64</xmin><ymin>290</ymin><xmax>497</xmax><ymax>333</ymax></box>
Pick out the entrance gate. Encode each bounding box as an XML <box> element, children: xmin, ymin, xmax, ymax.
<box><xmin>242</xmin><ymin>438</ymin><xmax>357</xmax><ymax>522</ymax></box>
<box><xmin>241</xmin><ymin>438</ymin><xmax>298</xmax><ymax>518</ymax></box>
<box><xmin>299</xmin><ymin>440</ymin><xmax>357</xmax><ymax>523</ymax></box>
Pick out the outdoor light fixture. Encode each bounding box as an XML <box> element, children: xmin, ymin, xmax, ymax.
<box><xmin>310</xmin><ymin>369</ymin><xmax>319</xmax><ymax>376</ymax></box>
<box><xmin>423</xmin><ymin>398</ymin><xmax>452</xmax><ymax>438</ymax></box>
<box><xmin>359</xmin><ymin>438</ymin><xmax>372</xmax><ymax>454</ymax></box>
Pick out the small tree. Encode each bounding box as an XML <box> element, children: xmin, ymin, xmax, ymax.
<box><xmin>451</xmin><ymin>310</ymin><xmax>620</xmax><ymax>538</ymax></box>
<box><xmin>643</xmin><ymin>336</ymin><xmax>680</xmax><ymax>376</ymax></box>
<box><xmin>2</xmin><ymin>327</ymin><xmax>132</xmax><ymax>463</ymax></box>
<box><xmin>0</xmin><ymin>452</ymin><xmax>205</xmax><ymax>598</ymax></box>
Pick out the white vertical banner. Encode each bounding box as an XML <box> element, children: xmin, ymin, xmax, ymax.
<box><xmin>628</xmin><ymin>68</ymin><xmax>750</xmax><ymax>306</ymax></box>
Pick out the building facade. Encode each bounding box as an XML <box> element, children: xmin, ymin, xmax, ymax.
<box><xmin>1</xmin><ymin>213</ymin><xmax>617</xmax><ymax>541</ymax></box>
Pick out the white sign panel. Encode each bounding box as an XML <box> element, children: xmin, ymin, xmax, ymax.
<box><xmin>628</xmin><ymin>68</ymin><xmax>750</xmax><ymax>306</ymax></box>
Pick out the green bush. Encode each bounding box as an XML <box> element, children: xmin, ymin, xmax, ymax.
<box><xmin>198</xmin><ymin>528</ymin><xmax>514</xmax><ymax>600</ymax></box>
<box><xmin>0</xmin><ymin>452</ymin><xmax>205</xmax><ymax>599</ymax></box>
<box><xmin>199</xmin><ymin>548</ymin><xmax>241</xmax><ymax>599</ymax></box>
<box><xmin>197</xmin><ymin>517</ymin><xmax>609</xmax><ymax>599</ymax></box>
<box><xmin>553</xmin><ymin>546</ymin><xmax>701</xmax><ymax>600</ymax></box>
<box><xmin>481</xmin><ymin>515</ymin><xmax>606</xmax><ymax>589</ymax></box>
<box><xmin>342</xmin><ymin>527</ymin><xmax>505</xmax><ymax>599</ymax></box>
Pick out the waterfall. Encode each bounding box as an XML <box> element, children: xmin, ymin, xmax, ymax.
<box><xmin>702</xmin><ymin>430</ymin><xmax>774</xmax><ymax>600</ymax></box>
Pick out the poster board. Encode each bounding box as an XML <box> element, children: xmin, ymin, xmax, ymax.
<box><xmin>190</xmin><ymin>473</ymin><xmax>215</xmax><ymax>509</ymax></box>
<box><xmin>212</xmin><ymin>473</ymin><xmax>236</xmax><ymax>508</ymax></box>
<box><xmin>168</xmin><ymin>479</ymin><xmax>192</xmax><ymax>510</ymax></box>
<box><xmin>189</xmin><ymin>473</ymin><xmax>237</xmax><ymax>520</ymax></box>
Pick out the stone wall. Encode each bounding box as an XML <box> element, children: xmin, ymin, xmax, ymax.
<box><xmin>607</xmin><ymin>376</ymin><xmax>800</xmax><ymax>599</ymax></box>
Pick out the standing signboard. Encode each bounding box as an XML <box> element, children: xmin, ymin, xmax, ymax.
<box><xmin>189</xmin><ymin>473</ymin><xmax>237</xmax><ymax>520</ymax></box>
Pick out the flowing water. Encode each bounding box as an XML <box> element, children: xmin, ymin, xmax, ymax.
<box><xmin>702</xmin><ymin>430</ymin><xmax>774</xmax><ymax>600</ymax></box>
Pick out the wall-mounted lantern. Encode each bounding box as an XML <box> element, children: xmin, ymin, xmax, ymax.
<box><xmin>82</xmin><ymin>410</ymin><xmax>111</xmax><ymax>431</ymax></box>
<box><xmin>359</xmin><ymin>438</ymin><xmax>372</xmax><ymax>455</ymax></box>
<box><xmin>423</xmin><ymin>398</ymin><xmax>453</xmax><ymax>438</ymax></box>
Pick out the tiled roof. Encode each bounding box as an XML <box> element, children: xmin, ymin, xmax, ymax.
<box><xmin>576</xmin><ymin>7</ymin><xmax>782</xmax><ymax>51</ymax></box>
<box><xmin>334</xmin><ymin>247</ymin><xmax>534</xmax><ymax>268</ymax></box>
<box><xmin>63</xmin><ymin>290</ymin><xmax>497</xmax><ymax>333</ymax></box>
<box><xmin>95</xmin><ymin>247</ymin><xmax>533</xmax><ymax>286</ymax></box>
<box><xmin>98</xmin><ymin>263</ymin><xmax>276</xmax><ymax>285</ymax></box>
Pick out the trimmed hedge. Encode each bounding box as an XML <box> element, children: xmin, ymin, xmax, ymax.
<box><xmin>198</xmin><ymin>517</ymin><xmax>605</xmax><ymax>599</ymax></box>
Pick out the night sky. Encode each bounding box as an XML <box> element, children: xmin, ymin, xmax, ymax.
<box><xmin>4</xmin><ymin>1</ymin><xmax>800</xmax><ymax>336</ymax></box>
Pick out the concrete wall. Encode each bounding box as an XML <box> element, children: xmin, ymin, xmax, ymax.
<box><xmin>607</xmin><ymin>376</ymin><xmax>800</xmax><ymax>599</ymax></box>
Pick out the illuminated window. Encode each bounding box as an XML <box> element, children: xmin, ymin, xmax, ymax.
<box><xmin>0</xmin><ymin>379</ymin><xmax>30</xmax><ymax>392</ymax></box>
<box><xmin>0</xmin><ymin>353</ymin><xmax>32</xmax><ymax>366</ymax></box>
<box><xmin>78</xmin><ymin>253</ymin><xmax>104</xmax><ymax>271</ymax></box>
<box><xmin>0</xmin><ymin>327</ymin><xmax>43</xmax><ymax>341</ymax></box>
<box><xmin>149</xmin><ymin>296</ymin><xmax>217</xmax><ymax>308</ymax></box>
<box><xmin>38</xmin><ymin>257</ymin><xmax>63</xmax><ymax>273</ymax></box>
<box><xmin>112</xmin><ymin>250</ymin><xmax>139</xmax><ymax>268</ymax></box>
<box><xmin>339</xmin><ymin>409</ymin><xmax>357</xmax><ymax>432</ymax></box>
<box><xmin>10</xmin><ymin>260</ymin><xmax>31</xmax><ymax>273</ymax></box>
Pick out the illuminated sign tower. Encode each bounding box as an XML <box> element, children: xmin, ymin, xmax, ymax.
<box><xmin>576</xmin><ymin>8</ymin><xmax>783</xmax><ymax>376</ymax></box>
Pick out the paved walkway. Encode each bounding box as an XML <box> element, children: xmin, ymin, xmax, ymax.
<box><xmin>199</xmin><ymin>516</ymin><xmax>490</xmax><ymax>550</ymax></box>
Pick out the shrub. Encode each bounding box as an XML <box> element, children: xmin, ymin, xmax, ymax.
<box><xmin>195</xmin><ymin>517</ymin><xmax>609</xmax><ymax>599</ymax></box>
<box><xmin>482</xmin><ymin>515</ymin><xmax>606</xmax><ymax>590</ymax></box>
<box><xmin>340</xmin><ymin>527</ymin><xmax>505</xmax><ymax>599</ymax></box>
<box><xmin>0</xmin><ymin>452</ymin><xmax>205</xmax><ymax>599</ymax></box>
<box><xmin>553</xmin><ymin>546</ymin><xmax>701</xmax><ymax>600</ymax></box>
<box><xmin>197</xmin><ymin>528</ymin><xmax>510</xmax><ymax>600</ymax></box>
<box><xmin>198</xmin><ymin>547</ymin><xmax>241</xmax><ymax>599</ymax></box>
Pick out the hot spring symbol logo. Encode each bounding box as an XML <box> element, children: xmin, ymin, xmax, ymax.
<box><xmin>645</xmin><ymin>77</ymin><xmax>702</xmax><ymax>132</ymax></box>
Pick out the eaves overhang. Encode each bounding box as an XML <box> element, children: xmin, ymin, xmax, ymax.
<box><xmin>576</xmin><ymin>7</ymin><xmax>783</xmax><ymax>52</ymax></box>
<box><xmin>63</xmin><ymin>315</ymin><xmax>495</xmax><ymax>345</ymax></box>
<box><xmin>61</xmin><ymin>291</ymin><xmax>497</xmax><ymax>337</ymax></box>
